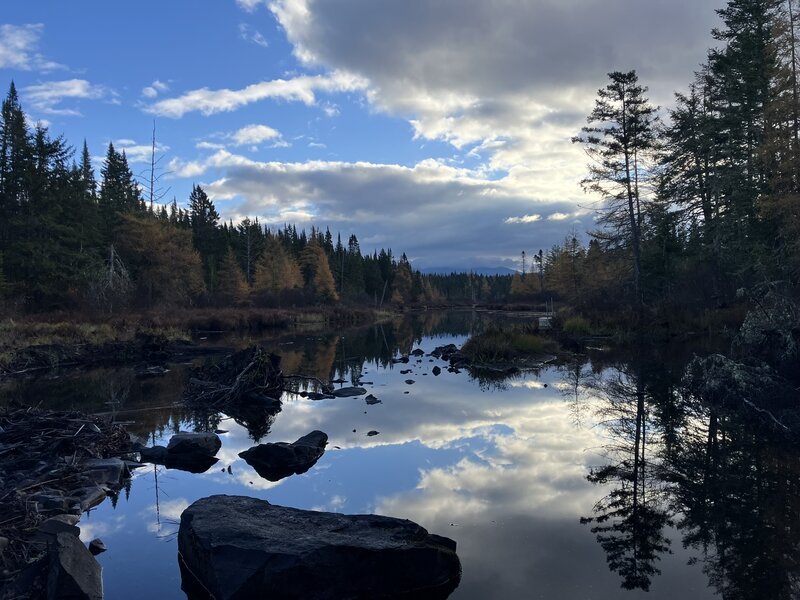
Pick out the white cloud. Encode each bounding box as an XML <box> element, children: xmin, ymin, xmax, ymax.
<box><xmin>196</xmin><ymin>141</ymin><xmax>226</xmax><ymax>150</ymax></box>
<box><xmin>239</xmin><ymin>23</ymin><xmax>269</xmax><ymax>47</ymax></box>
<box><xmin>231</xmin><ymin>123</ymin><xmax>281</xmax><ymax>146</ymax></box>
<box><xmin>142</xmin><ymin>79</ymin><xmax>169</xmax><ymax>98</ymax></box>
<box><xmin>145</xmin><ymin>71</ymin><xmax>367</xmax><ymax>118</ymax></box>
<box><xmin>164</xmin><ymin>149</ymin><xmax>593</xmax><ymax>268</ymax></box>
<box><xmin>0</xmin><ymin>24</ymin><xmax>64</xmax><ymax>72</ymax></box>
<box><xmin>236</xmin><ymin>0</ymin><xmax>270</xmax><ymax>11</ymax></box>
<box><xmin>115</xmin><ymin>138</ymin><xmax>170</xmax><ymax>164</ymax></box>
<box><xmin>22</xmin><ymin>79</ymin><xmax>113</xmax><ymax>116</ymax></box>
<box><xmin>263</xmin><ymin>0</ymin><xmax>726</xmax><ymax>237</ymax></box>
<box><xmin>505</xmin><ymin>214</ymin><xmax>541</xmax><ymax>224</ymax></box>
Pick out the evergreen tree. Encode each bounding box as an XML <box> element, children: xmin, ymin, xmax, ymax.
<box><xmin>188</xmin><ymin>184</ymin><xmax>222</xmax><ymax>290</ymax></box>
<box><xmin>573</xmin><ymin>70</ymin><xmax>658</xmax><ymax>307</ymax></box>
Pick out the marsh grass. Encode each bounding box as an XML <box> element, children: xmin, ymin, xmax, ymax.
<box><xmin>462</xmin><ymin>326</ymin><xmax>559</xmax><ymax>363</ymax></box>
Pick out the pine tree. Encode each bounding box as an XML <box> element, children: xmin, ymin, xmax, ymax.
<box><xmin>189</xmin><ymin>184</ymin><xmax>222</xmax><ymax>290</ymax></box>
<box><xmin>573</xmin><ymin>70</ymin><xmax>658</xmax><ymax>307</ymax></box>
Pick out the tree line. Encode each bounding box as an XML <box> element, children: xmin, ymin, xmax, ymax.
<box><xmin>0</xmin><ymin>84</ymin><xmax>466</xmax><ymax>312</ymax></box>
<box><xmin>514</xmin><ymin>0</ymin><xmax>800</xmax><ymax>323</ymax></box>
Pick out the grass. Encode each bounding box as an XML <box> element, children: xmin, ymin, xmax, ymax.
<box><xmin>562</xmin><ymin>316</ymin><xmax>592</xmax><ymax>336</ymax></box>
<box><xmin>461</xmin><ymin>327</ymin><xmax>559</xmax><ymax>363</ymax></box>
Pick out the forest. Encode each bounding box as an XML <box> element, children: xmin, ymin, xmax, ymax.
<box><xmin>0</xmin><ymin>0</ymin><xmax>799</xmax><ymax>330</ymax></box>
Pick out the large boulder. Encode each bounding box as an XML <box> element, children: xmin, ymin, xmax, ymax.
<box><xmin>178</xmin><ymin>495</ymin><xmax>461</xmax><ymax>600</ymax></box>
<box><xmin>238</xmin><ymin>430</ymin><xmax>327</xmax><ymax>482</ymax></box>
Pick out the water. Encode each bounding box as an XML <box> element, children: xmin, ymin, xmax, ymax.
<box><xmin>2</xmin><ymin>311</ymin><xmax>796</xmax><ymax>599</ymax></box>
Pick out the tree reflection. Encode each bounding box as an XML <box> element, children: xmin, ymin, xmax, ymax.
<box><xmin>580</xmin><ymin>347</ymin><xmax>800</xmax><ymax>598</ymax></box>
<box><xmin>670</xmin><ymin>390</ymin><xmax>800</xmax><ymax>599</ymax></box>
<box><xmin>581</xmin><ymin>363</ymin><xmax>672</xmax><ymax>590</ymax></box>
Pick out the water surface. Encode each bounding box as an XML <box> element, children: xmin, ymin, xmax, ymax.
<box><xmin>2</xmin><ymin>311</ymin><xmax>795</xmax><ymax>599</ymax></box>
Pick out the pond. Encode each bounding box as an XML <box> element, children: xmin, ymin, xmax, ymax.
<box><xmin>2</xmin><ymin>311</ymin><xmax>797</xmax><ymax>599</ymax></box>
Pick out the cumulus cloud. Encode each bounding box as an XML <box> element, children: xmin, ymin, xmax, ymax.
<box><xmin>22</xmin><ymin>79</ymin><xmax>113</xmax><ymax>116</ymax></box>
<box><xmin>230</xmin><ymin>123</ymin><xmax>282</xmax><ymax>146</ymax></box>
<box><xmin>0</xmin><ymin>24</ymin><xmax>64</xmax><ymax>72</ymax></box>
<box><xmin>144</xmin><ymin>71</ymin><xmax>367</xmax><ymax>118</ymax></box>
<box><xmin>257</xmin><ymin>0</ymin><xmax>726</xmax><ymax>258</ymax></box>
<box><xmin>169</xmin><ymin>149</ymin><xmax>593</xmax><ymax>267</ymax></box>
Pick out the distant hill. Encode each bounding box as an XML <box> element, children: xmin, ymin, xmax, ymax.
<box><xmin>419</xmin><ymin>266</ymin><xmax>517</xmax><ymax>276</ymax></box>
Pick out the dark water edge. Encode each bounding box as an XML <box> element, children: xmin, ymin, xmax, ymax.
<box><xmin>1</xmin><ymin>311</ymin><xmax>796</xmax><ymax>599</ymax></box>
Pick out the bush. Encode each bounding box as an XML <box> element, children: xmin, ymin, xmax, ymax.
<box><xmin>562</xmin><ymin>316</ymin><xmax>591</xmax><ymax>336</ymax></box>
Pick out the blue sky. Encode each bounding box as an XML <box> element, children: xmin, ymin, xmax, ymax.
<box><xmin>1</xmin><ymin>0</ymin><xmax>723</xmax><ymax>269</ymax></box>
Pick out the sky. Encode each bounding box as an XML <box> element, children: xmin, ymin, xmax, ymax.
<box><xmin>1</xmin><ymin>0</ymin><xmax>725</xmax><ymax>271</ymax></box>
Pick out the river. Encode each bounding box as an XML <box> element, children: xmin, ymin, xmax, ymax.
<box><xmin>1</xmin><ymin>311</ymin><xmax>796</xmax><ymax>599</ymax></box>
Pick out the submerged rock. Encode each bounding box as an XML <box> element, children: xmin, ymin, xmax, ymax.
<box><xmin>365</xmin><ymin>394</ymin><xmax>382</xmax><ymax>405</ymax></box>
<box><xmin>178</xmin><ymin>495</ymin><xmax>461</xmax><ymax>600</ymax></box>
<box><xmin>239</xmin><ymin>430</ymin><xmax>328</xmax><ymax>482</ymax></box>
<box><xmin>332</xmin><ymin>386</ymin><xmax>367</xmax><ymax>397</ymax></box>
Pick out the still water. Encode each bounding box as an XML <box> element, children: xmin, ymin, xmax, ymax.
<box><xmin>2</xmin><ymin>311</ymin><xmax>796</xmax><ymax>599</ymax></box>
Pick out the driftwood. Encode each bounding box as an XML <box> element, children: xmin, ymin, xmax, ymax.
<box><xmin>183</xmin><ymin>347</ymin><xmax>284</xmax><ymax>408</ymax></box>
<box><xmin>0</xmin><ymin>405</ymin><xmax>135</xmax><ymax>593</ymax></box>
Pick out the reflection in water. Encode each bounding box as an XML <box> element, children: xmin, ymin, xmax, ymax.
<box><xmin>4</xmin><ymin>313</ymin><xmax>797</xmax><ymax>599</ymax></box>
<box><xmin>579</xmin><ymin>349</ymin><xmax>800</xmax><ymax>599</ymax></box>
<box><xmin>581</xmin><ymin>362</ymin><xmax>672</xmax><ymax>591</ymax></box>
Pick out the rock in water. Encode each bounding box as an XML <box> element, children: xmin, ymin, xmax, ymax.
<box><xmin>166</xmin><ymin>432</ymin><xmax>222</xmax><ymax>456</ymax></box>
<box><xmin>238</xmin><ymin>430</ymin><xmax>328</xmax><ymax>482</ymax></box>
<box><xmin>47</xmin><ymin>532</ymin><xmax>103</xmax><ymax>600</ymax></box>
<box><xmin>178</xmin><ymin>495</ymin><xmax>461</xmax><ymax>600</ymax></box>
<box><xmin>331</xmin><ymin>386</ymin><xmax>367</xmax><ymax>397</ymax></box>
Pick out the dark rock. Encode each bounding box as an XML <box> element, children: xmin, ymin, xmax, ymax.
<box><xmin>34</xmin><ymin>517</ymin><xmax>80</xmax><ymax>543</ymax></box>
<box><xmin>83</xmin><ymin>457</ymin><xmax>126</xmax><ymax>485</ymax></box>
<box><xmin>46</xmin><ymin>532</ymin><xmax>103</xmax><ymax>600</ymax></box>
<box><xmin>71</xmin><ymin>487</ymin><xmax>107</xmax><ymax>511</ymax></box>
<box><xmin>167</xmin><ymin>432</ymin><xmax>221</xmax><ymax>456</ymax></box>
<box><xmin>367</xmin><ymin>430</ymin><xmax>380</xmax><ymax>437</ymax></box>
<box><xmin>88</xmin><ymin>539</ymin><xmax>106</xmax><ymax>555</ymax></box>
<box><xmin>405</xmin><ymin>379</ymin><xmax>416</xmax><ymax>385</ymax></box>
<box><xmin>139</xmin><ymin>445</ymin><xmax>168</xmax><ymax>463</ymax></box>
<box><xmin>431</xmin><ymin>344</ymin><xmax>458</xmax><ymax>359</ymax></box>
<box><xmin>331</xmin><ymin>378</ymin><xmax>346</xmax><ymax>384</ymax></box>
<box><xmin>432</xmin><ymin>366</ymin><xmax>442</xmax><ymax>376</ymax></box>
<box><xmin>239</xmin><ymin>431</ymin><xmax>328</xmax><ymax>482</ymax></box>
<box><xmin>31</xmin><ymin>491</ymin><xmax>68</xmax><ymax>512</ymax></box>
<box><xmin>307</xmin><ymin>391</ymin><xmax>335</xmax><ymax>400</ymax></box>
<box><xmin>178</xmin><ymin>495</ymin><xmax>461</xmax><ymax>600</ymax></box>
<box><xmin>332</xmin><ymin>387</ymin><xmax>367</xmax><ymax>397</ymax></box>
<box><xmin>391</xmin><ymin>356</ymin><xmax>410</xmax><ymax>364</ymax></box>
<box><xmin>400</xmin><ymin>369</ymin><xmax>412</xmax><ymax>375</ymax></box>
<box><xmin>365</xmin><ymin>394</ymin><xmax>382</xmax><ymax>405</ymax></box>
<box><xmin>139</xmin><ymin>445</ymin><xmax>219</xmax><ymax>473</ymax></box>
<box><xmin>411</xmin><ymin>348</ymin><xmax>426</xmax><ymax>356</ymax></box>
<box><xmin>163</xmin><ymin>454</ymin><xmax>220</xmax><ymax>474</ymax></box>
